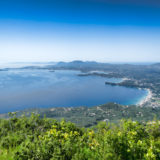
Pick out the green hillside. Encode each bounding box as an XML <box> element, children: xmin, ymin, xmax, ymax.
<box><xmin>1</xmin><ymin>103</ymin><xmax>160</xmax><ymax>128</ymax></box>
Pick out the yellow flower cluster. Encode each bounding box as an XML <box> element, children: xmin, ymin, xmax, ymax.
<box><xmin>40</xmin><ymin>124</ymin><xmax>81</xmax><ymax>143</ymax></box>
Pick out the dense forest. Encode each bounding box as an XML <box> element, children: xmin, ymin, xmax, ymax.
<box><xmin>0</xmin><ymin>113</ymin><xmax>160</xmax><ymax>160</ymax></box>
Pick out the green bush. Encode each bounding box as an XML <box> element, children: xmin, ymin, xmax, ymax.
<box><xmin>0</xmin><ymin>114</ymin><xmax>160</xmax><ymax>160</ymax></box>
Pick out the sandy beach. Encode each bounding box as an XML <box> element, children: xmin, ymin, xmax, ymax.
<box><xmin>138</xmin><ymin>89</ymin><xmax>152</xmax><ymax>106</ymax></box>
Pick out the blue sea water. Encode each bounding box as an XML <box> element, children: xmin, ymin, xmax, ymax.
<box><xmin>0</xmin><ymin>69</ymin><xmax>147</xmax><ymax>113</ymax></box>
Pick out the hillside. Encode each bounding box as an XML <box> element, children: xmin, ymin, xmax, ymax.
<box><xmin>1</xmin><ymin>103</ymin><xmax>160</xmax><ymax>127</ymax></box>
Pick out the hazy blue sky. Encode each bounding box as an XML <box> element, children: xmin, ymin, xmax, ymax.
<box><xmin>0</xmin><ymin>0</ymin><xmax>160</xmax><ymax>62</ymax></box>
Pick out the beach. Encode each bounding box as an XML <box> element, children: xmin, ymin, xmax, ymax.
<box><xmin>138</xmin><ymin>89</ymin><xmax>152</xmax><ymax>106</ymax></box>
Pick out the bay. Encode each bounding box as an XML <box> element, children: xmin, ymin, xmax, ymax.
<box><xmin>0</xmin><ymin>69</ymin><xmax>147</xmax><ymax>113</ymax></box>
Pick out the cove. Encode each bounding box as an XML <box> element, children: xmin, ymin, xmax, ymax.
<box><xmin>0</xmin><ymin>69</ymin><xmax>148</xmax><ymax>113</ymax></box>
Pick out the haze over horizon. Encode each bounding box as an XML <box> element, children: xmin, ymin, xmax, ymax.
<box><xmin>0</xmin><ymin>0</ymin><xmax>160</xmax><ymax>63</ymax></box>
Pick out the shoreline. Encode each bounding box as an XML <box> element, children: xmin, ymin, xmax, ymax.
<box><xmin>138</xmin><ymin>89</ymin><xmax>152</xmax><ymax>106</ymax></box>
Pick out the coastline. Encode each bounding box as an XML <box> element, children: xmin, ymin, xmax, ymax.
<box><xmin>138</xmin><ymin>89</ymin><xmax>152</xmax><ymax>106</ymax></box>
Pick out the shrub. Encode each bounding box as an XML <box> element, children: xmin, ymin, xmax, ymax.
<box><xmin>0</xmin><ymin>114</ymin><xmax>160</xmax><ymax>160</ymax></box>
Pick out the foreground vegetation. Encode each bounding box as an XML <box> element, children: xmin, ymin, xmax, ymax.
<box><xmin>0</xmin><ymin>113</ymin><xmax>160</xmax><ymax>160</ymax></box>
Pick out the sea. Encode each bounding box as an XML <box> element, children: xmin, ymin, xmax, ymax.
<box><xmin>0</xmin><ymin>64</ymin><xmax>148</xmax><ymax>113</ymax></box>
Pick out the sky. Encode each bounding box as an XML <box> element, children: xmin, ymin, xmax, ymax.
<box><xmin>0</xmin><ymin>0</ymin><xmax>160</xmax><ymax>63</ymax></box>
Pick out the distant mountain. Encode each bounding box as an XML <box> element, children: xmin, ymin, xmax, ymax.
<box><xmin>56</xmin><ymin>60</ymin><xmax>98</xmax><ymax>67</ymax></box>
<box><xmin>54</xmin><ymin>60</ymin><xmax>116</xmax><ymax>70</ymax></box>
<box><xmin>149</xmin><ymin>63</ymin><xmax>160</xmax><ymax>70</ymax></box>
<box><xmin>152</xmin><ymin>63</ymin><xmax>160</xmax><ymax>66</ymax></box>
<box><xmin>55</xmin><ymin>61</ymin><xmax>93</xmax><ymax>70</ymax></box>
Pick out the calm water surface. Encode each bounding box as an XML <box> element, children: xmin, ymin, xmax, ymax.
<box><xmin>0</xmin><ymin>69</ymin><xmax>147</xmax><ymax>113</ymax></box>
